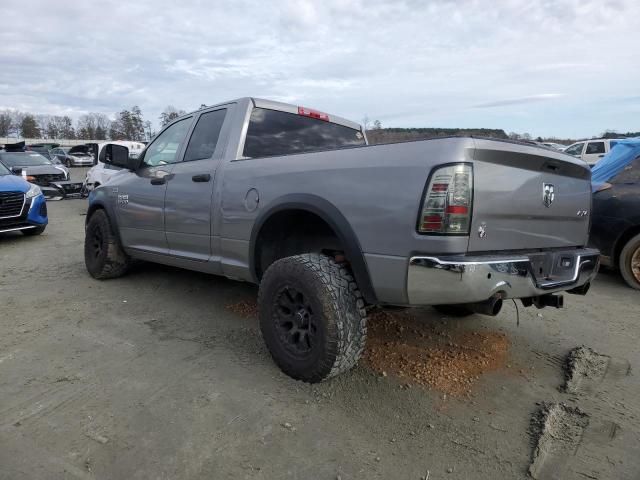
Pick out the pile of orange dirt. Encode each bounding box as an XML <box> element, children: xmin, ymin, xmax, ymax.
<box><xmin>225</xmin><ymin>300</ymin><xmax>258</xmax><ymax>319</ymax></box>
<box><xmin>363</xmin><ymin>309</ymin><xmax>510</xmax><ymax>396</ymax></box>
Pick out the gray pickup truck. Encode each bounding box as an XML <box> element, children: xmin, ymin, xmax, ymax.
<box><xmin>84</xmin><ymin>97</ymin><xmax>599</xmax><ymax>382</ymax></box>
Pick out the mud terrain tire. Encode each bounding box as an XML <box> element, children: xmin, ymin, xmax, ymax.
<box><xmin>84</xmin><ymin>209</ymin><xmax>131</xmax><ymax>279</ymax></box>
<box><xmin>258</xmin><ymin>253</ymin><xmax>367</xmax><ymax>383</ymax></box>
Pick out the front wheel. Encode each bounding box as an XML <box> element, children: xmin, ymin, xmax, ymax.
<box><xmin>84</xmin><ymin>209</ymin><xmax>131</xmax><ymax>279</ymax></box>
<box><xmin>258</xmin><ymin>253</ymin><xmax>367</xmax><ymax>383</ymax></box>
<box><xmin>619</xmin><ymin>233</ymin><xmax>640</xmax><ymax>290</ymax></box>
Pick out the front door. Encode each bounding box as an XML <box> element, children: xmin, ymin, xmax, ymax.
<box><xmin>116</xmin><ymin>118</ymin><xmax>192</xmax><ymax>254</ymax></box>
<box><xmin>164</xmin><ymin>107</ymin><xmax>230</xmax><ymax>261</ymax></box>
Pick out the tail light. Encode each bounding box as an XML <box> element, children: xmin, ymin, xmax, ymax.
<box><xmin>418</xmin><ymin>163</ymin><xmax>473</xmax><ymax>234</ymax></box>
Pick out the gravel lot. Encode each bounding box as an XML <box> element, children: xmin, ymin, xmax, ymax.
<box><xmin>1</xmin><ymin>169</ymin><xmax>638</xmax><ymax>479</ymax></box>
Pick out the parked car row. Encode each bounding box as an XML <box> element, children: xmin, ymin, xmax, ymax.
<box><xmin>0</xmin><ymin>142</ymin><xmax>83</xmax><ymax>199</ymax></box>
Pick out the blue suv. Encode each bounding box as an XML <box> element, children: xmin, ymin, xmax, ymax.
<box><xmin>0</xmin><ymin>160</ymin><xmax>48</xmax><ymax>235</ymax></box>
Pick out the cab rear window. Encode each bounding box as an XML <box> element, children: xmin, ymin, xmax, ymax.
<box><xmin>243</xmin><ymin>107</ymin><xmax>365</xmax><ymax>158</ymax></box>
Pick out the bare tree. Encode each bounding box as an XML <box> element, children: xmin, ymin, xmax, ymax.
<box><xmin>362</xmin><ymin>115</ymin><xmax>371</xmax><ymax>131</ymax></box>
<box><xmin>159</xmin><ymin>106</ymin><xmax>186</xmax><ymax>127</ymax></box>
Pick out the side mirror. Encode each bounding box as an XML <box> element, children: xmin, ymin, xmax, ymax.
<box><xmin>103</xmin><ymin>144</ymin><xmax>138</xmax><ymax>170</ymax></box>
<box><xmin>11</xmin><ymin>166</ymin><xmax>22</xmax><ymax>175</ymax></box>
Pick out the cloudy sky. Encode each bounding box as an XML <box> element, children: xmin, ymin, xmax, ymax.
<box><xmin>1</xmin><ymin>0</ymin><xmax>638</xmax><ymax>138</ymax></box>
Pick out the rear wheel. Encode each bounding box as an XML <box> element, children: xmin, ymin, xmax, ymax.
<box><xmin>258</xmin><ymin>253</ymin><xmax>367</xmax><ymax>383</ymax></box>
<box><xmin>619</xmin><ymin>233</ymin><xmax>640</xmax><ymax>290</ymax></box>
<box><xmin>84</xmin><ymin>209</ymin><xmax>131</xmax><ymax>279</ymax></box>
<box><xmin>21</xmin><ymin>225</ymin><xmax>46</xmax><ymax>236</ymax></box>
<box><xmin>432</xmin><ymin>304</ymin><xmax>475</xmax><ymax>317</ymax></box>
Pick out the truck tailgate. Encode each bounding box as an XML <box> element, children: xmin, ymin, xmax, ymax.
<box><xmin>468</xmin><ymin>139</ymin><xmax>592</xmax><ymax>252</ymax></box>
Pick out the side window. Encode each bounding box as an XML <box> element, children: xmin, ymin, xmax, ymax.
<box><xmin>610</xmin><ymin>157</ymin><xmax>640</xmax><ymax>184</ymax></box>
<box><xmin>565</xmin><ymin>143</ymin><xmax>584</xmax><ymax>156</ymax></box>
<box><xmin>142</xmin><ymin>118</ymin><xmax>191</xmax><ymax>167</ymax></box>
<box><xmin>183</xmin><ymin>109</ymin><xmax>227</xmax><ymax>162</ymax></box>
<box><xmin>585</xmin><ymin>142</ymin><xmax>605</xmax><ymax>155</ymax></box>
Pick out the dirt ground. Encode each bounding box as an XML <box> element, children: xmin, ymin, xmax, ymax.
<box><xmin>0</xmin><ymin>169</ymin><xmax>638</xmax><ymax>479</ymax></box>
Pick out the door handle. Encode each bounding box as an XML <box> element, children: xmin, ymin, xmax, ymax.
<box><xmin>192</xmin><ymin>174</ymin><xmax>211</xmax><ymax>182</ymax></box>
<box><xmin>150</xmin><ymin>177</ymin><xmax>167</xmax><ymax>185</ymax></box>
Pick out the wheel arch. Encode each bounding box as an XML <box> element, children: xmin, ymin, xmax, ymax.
<box><xmin>85</xmin><ymin>199</ymin><xmax>123</xmax><ymax>246</ymax></box>
<box><xmin>249</xmin><ymin>194</ymin><xmax>377</xmax><ymax>304</ymax></box>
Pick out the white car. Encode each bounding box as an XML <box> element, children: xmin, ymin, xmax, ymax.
<box><xmin>84</xmin><ymin>141</ymin><xmax>146</xmax><ymax>191</ymax></box>
<box><xmin>563</xmin><ymin>138</ymin><xmax>623</xmax><ymax>166</ymax></box>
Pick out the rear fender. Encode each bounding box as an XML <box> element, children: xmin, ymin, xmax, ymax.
<box><xmin>249</xmin><ymin>193</ymin><xmax>377</xmax><ymax>304</ymax></box>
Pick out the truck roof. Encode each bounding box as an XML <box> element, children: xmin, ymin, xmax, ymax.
<box><xmin>187</xmin><ymin>97</ymin><xmax>362</xmax><ymax>131</ymax></box>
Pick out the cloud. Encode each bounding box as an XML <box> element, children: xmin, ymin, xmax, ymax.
<box><xmin>0</xmin><ymin>0</ymin><xmax>638</xmax><ymax>137</ymax></box>
<box><xmin>473</xmin><ymin>94</ymin><xmax>566</xmax><ymax>109</ymax></box>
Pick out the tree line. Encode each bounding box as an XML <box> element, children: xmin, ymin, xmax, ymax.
<box><xmin>0</xmin><ymin>105</ymin><xmax>189</xmax><ymax>143</ymax></box>
<box><xmin>364</xmin><ymin>119</ymin><xmax>637</xmax><ymax>146</ymax></box>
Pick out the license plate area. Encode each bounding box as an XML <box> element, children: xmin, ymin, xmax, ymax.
<box><xmin>528</xmin><ymin>251</ymin><xmax>579</xmax><ymax>286</ymax></box>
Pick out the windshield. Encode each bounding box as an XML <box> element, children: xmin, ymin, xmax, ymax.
<box><xmin>0</xmin><ymin>161</ymin><xmax>11</xmax><ymax>175</ymax></box>
<box><xmin>0</xmin><ymin>152</ymin><xmax>52</xmax><ymax>167</ymax></box>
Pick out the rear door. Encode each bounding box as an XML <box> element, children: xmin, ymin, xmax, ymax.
<box><xmin>583</xmin><ymin>141</ymin><xmax>606</xmax><ymax>165</ymax></box>
<box><xmin>164</xmin><ymin>106</ymin><xmax>231</xmax><ymax>261</ymax></box>
<box><xmin>467</xmin><ymin>139</ymin><xmax>592</xmax><ymax>252</ymax></box>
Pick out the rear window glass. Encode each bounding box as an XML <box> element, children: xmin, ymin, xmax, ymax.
<box><xmin>243</xmin><ymin>107</ymin><xmax>365</xmax><ymax>158</ymax></box>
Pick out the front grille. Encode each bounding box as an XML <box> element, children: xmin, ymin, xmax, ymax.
<box><xmin>0</xmin><ymin>191</ymin><xmax>25</xmax><ymax>218</ymax></box>
<box><xmin>33</xmin><ymin>173</ymin><xmax>66</xmax><ymax>186</ymax></box>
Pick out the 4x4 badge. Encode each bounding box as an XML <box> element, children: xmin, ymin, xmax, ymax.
<box><xmin>543</xmin><ymin>183</ymin><xmax>555</xmax><ymax>207</ymax></box>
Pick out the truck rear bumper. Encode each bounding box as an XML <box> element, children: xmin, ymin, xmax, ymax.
<box><xmin>407</xmin><ymin>248</ymin><xmax>599</xmax><ymax>305</ymax></box>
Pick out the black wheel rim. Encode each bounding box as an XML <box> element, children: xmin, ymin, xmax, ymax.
<box><xmin>91</xmin><ymin>225</ymin><xmax>104</xmax><ymax>259</ymax></box>
<box><xmin>273</xmin><ymin>286</ymin><xmax>318</xmax><ymax>358</ymax></box>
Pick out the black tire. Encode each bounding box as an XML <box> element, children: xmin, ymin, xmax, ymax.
<box><xmin>619</xmin><ymin>233</ymin><xmax>640</xmax><ymax>290</ymax></box>
<box><xmin>21</xmin><ymin>225</ymin><xmax>46</xmax><ymax>236</ymax></box>
<box><xmin>258</xmin><ymin>253</ymin><xmax>367</xmax><ymax>383</ymax></box>
<box><xmin>432</xmin><ymin>304</ymin><xmax>475</xmax><ymax>317</ymax></box>
<box><xmin>84</xmin><ymin>209</ymin><xmax>131</xmax><ymax>279</ymax></box>
<box><xmin>65</xmin><ymin>159</ymin><xmax>72</xmax><ymax>168</ymax></box>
